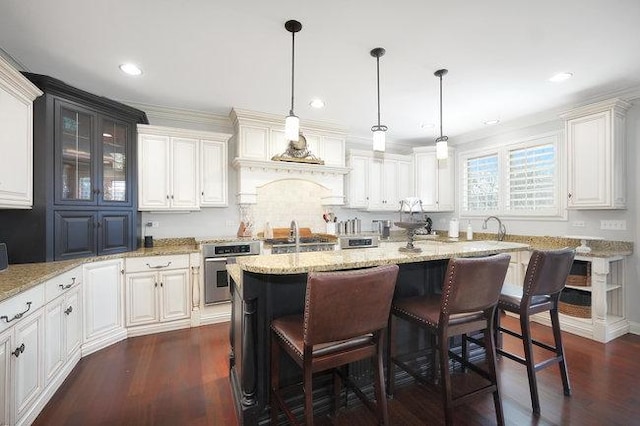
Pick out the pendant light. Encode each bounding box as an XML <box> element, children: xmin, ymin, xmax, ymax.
<box><xmin>434</xmin><ymin>68</ymin><xmax>449</xmax><ymax>160</ymax></box>
<box><xmin>284</xmin><ymin>20</ymin><xmax>302</xmax><ymax>142</ymax></box>
<box><xmin>370</xmin><ymin>47</ymin><xmax>387</xmax><ymax>152</ymax></box>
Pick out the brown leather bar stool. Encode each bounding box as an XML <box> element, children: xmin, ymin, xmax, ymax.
<box><xmin>495</xmin><ymin>248</ymin><xmax>575</xmax><ymax>414</ymax></box>
<box><xmin>270</xmin><ymin>264</ymin><xmax>399</xmax><ymax>425</ymax></box>
<box><xmin>387</xmin><ymin>254</ymin><xmax>510</xmax><ymax>426</ymax></box>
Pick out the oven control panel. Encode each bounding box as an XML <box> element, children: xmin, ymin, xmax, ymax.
<box><xmin>339</xmin><ymin>235</ymin><xmax>380</xmax><ymax>249</ymax></box>
<box><xmin>202</xmin><ymin>240</ymin><xmax>261</xmax><ymax>258</ymax></box>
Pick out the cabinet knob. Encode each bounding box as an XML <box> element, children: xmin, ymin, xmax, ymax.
<box><xmin>64</xmin><ymin>306</ymin><xmax>73</xmax><ymax>315</ymax></box>
<box><xmin>12</xmin><ymin>343</ymin><xmax>25</xmax><ymax>358</ymax></box>
<box><xmin>171</xmin><ymin>195</ymin><xmax>174</xmax><ymax>199</ymax></box>
<box><xmin>160</xmin><ymin>282</ymin><xmax>163</xmax><ymax>287</ymax></box>
<box><xmin>155</xmin><ymin>282</ymin><xmax>158</xmax><ymax>288</ymax></box>
<box><xmin>166</xmin><ymin>195</ymin><xmax>170</xmax><ymax>199</ymax></box>
<box><xmin>568</xmin><ymin>193</ymin><xmax>572</xmax><ymax>199</ymax></box>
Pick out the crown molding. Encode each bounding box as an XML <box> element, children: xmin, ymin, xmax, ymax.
<box><xmin>125</xmin><ymin>102</ymin><xmax>232</xmax><ymax>130</ymax></box>
<box><xmin>137</xmin><ymin>124</ymin><xmax>232</xmax><ymax>141</ymax></box>
<box><xmin>230</xmin><ymin>108</ymin><xmax>347</xmax><ymax>136</ymax></box>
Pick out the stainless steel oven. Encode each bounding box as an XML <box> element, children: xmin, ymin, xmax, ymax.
<box><xmin>202</xmin><ymin>240</ymin><xmax>260</xmax><ymax>304</ymax></box>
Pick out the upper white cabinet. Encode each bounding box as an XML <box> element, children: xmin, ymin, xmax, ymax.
<box><xmin>200</xmin><ymin>139</ymin><xmax>228</xmax><ymax>207</ymax></box>
<box><xmin>345</xmin><ymin>150</ymin><xmax>413</xmax><ymax>211</ymax></box>
<box><xmin>346</xmin><ymin>154</ymin><xmax>369</xmax><ymax>208</ymax></box>
<box><xmin>0</xmin><ymin>56</ymin><xmax>42</xmax><ymax>209</ymax></box>
<box><xmin>137</xmin><ymin>125</ymin><xmax>230</xmax><ymax>211</ymax></box>
<box><xmin>561</xmin><ymin>98</ymin><xmax>630</xmax><ymax>209</ymax></box>
<box><xmin>413</xmin><ymin>147</ymin><xmax>455</xmax><ymax>212</ymax></box>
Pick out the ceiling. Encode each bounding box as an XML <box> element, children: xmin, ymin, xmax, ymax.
<box><xmin>2</xmin><ymin>0</ymin><xmax>640</xmax><ymax>147</ymax></box>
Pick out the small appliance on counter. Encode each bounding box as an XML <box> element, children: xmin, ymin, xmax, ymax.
<box><xmin>339</xmin><ymin>235</ymin><xmax>380</xmax><ymax>249</ymax></box>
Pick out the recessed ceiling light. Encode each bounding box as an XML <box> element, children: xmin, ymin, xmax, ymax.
<box><xmin>119</xmin><ymin>63</ymin><xmax>142</xmax><ymax>76</ymax></box>
<box><xmin>420</xmin><ymin>122</ymin><xmax>435</xmax><ymax>129</ymax></box>
<box><xmin>548</xmin><ymin>72</ymin><xmax>573</xmax><ymax>82</ymax></box>
<box><xmin>483</xmin><ymin>119</ymin><xmax>500</xmax><ymax>125</ymax></box>
<box><xmin>309</xmin><ymin>99</ymin><xmax>325</xmax><ymax>109</ymax></box>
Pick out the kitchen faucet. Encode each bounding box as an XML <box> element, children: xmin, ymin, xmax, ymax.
<box><xmin>289</xmin><ymin>220</ymin><xmax>300</xmax><ymax>253</ymax></box>
<box><xmin>482</xmin><ymin>216</ymin><xmax>506</xmax><ymax>241</ymax></box>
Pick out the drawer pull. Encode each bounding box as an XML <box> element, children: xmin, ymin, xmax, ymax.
<box><xmin>146</xmin><ymin>261</ymin><xmax>172</xmax><ymax>269</ymax></box>
<box><xmin>12</xmin><ymin>343</ymin><xmax>25</xmax><ymax>358</ymax></box>
<box><xmin>59</xmin><ymin>277</ymin><xmax>76</xmax><ymax>290</ymax></box>
<box><xmin>1</xmin><ymin>301</ymin><xmax>32</xmax><ymax>323</ymax></box>
<box><xmin>64</xmin><ymin>306</ymin><xmax>73</xmax><ymax>315</ymax></box>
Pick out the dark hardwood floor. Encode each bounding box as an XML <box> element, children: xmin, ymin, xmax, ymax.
<box><xmin>34</xmin><ymin>316</ymin><xmax>640</xmax><ymax>425</ymax></box>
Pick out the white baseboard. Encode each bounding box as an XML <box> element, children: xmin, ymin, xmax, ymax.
<box><xmin>127</xmin><ymin>319</ymin><xmax>191</xmax><ymax>337</ymax></box>
<box><xmin>629</xmin><ymin>320</ymin><xmax>640</xmax><ymax>335</ymax></box>
<box><xmin>81</xmin><ymin>327</ymin><xmax>128</xmax><ymax>357</ymax></box>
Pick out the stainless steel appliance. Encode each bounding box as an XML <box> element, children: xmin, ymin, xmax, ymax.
<box><xmin>264</xmin><ymin>234</ymin><xmax>336</xmax><ymax>254</ymax></box>
<box><xmin>202</xmin><ymin>240</ymin><xmax>260</xmax><ymax>304</ymax></box>
<box><xmin>339</xmin><ymin>235</ymin><xmax>380</xmax><ymax>249</ymax></box>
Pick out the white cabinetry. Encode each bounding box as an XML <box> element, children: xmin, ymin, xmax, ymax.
<box><xmin>562</xmin><ymin>99</ymin><xmax>630</xmax><ymax>209</ymax></box>
<box><xmin>0</xmin><ymin>56</ymin><xmax>42</xmax><ymax>209</ymax></box>
<box><xmin>346</xmin><ymin>154</ymin><xmax>369</xmax><ymax>208</ymax></box>
<box><xmin>125</xmin><ymin>255</ymin><xmax>191</xmax><ymax>336</ymax></box>
<box><xmin>345</xmin><ymin>150</ymin><xmax>413</xmax><ymax>211</ymax></box>
<box><xmin>44</xmin><ymin>273</ymin><xmax>81</xmax><ymax>386</ymax></box>
<box><xmin>82</xmin><ymin>259</ymin><xmax>126</xmax><ymax>356</ymax></box>
<box><xmin>13</xmin><ymin>308</ymin><xmax>44</xmax><ymax>424</ymax></box>
<box><xmin>200</xmin><ymin>139</ymin><xmax>228</xmax><ymax>207</ymax></box>
<box><xmin>520</xmin><ymin>254</ymin><xmax>629</xmax><ymax>343</ymax></box>
<box><xmin>138</xmin><ymin>125</ymin><xmax>230</xmax><ymax>210</ymax></box>
<box><xmin>413</xmin><ymin>147</ymin><xmax>455</xmax><ymax>212</ymax></box>
<box><xmin>0</xmin><ymin>328</ymin><xmax>11</xmax><ymax>425</ymax></box>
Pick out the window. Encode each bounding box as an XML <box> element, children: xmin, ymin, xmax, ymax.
<box><xmin>460</xmin><ymin>132</ymin><xmax>564</xmax><ymax>218</ymax></box>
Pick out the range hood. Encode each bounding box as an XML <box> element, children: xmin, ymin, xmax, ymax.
<box><xmin>230</xmin><ymin>108</ymin><xmax>349</xmax><ymax>205</ymax></box>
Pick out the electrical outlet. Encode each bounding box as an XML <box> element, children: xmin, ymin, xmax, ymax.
<box><xmin>572</xmin><ymin>221</ymin><xmax>585</xmax><ymax>227</ymax></box>
<box><xmin>151</xmin><ymin>221</ymin><xmax>160</xmax><ymax>228</ymax></box>
<box><xmin>600</xmin><ymin>220</ymin><xmax>626</xmax><ymax>230</ymax></box>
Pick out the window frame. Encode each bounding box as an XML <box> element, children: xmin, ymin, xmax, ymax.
<box><xmin>458</xmin><ymin>131</ymin><xmax>567</xmax><ymax>220</ymax></box>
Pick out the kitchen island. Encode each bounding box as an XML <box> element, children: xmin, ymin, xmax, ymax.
<box><xmin>228</xmin><ymin>239</ymin><xmax>529</xmax><ymax>425</ymax></box>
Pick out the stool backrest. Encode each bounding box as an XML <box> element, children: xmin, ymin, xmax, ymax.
<box><xmin>524</xmin><ymin>248</ymin><xmax>576</xmax><ymax>298</ymax></box>
<box><xmin>304</xmin><ymin>264</ymin><xmax>399</xmax><ymax>346</ymax></box>
<box><xmin>441</xmin><ymin>254</ymin><xmax>511</xmax><ymax>315</ymax></box>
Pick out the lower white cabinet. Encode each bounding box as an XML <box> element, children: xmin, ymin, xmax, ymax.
<box><xmin>13</xmin><ymin>308</ymin><xmax>44</xmax><ymax>424</ymax></box>
<box><xmin>125</xmin><ymin>255</ymin><xmax>191</xmax><ymax>336</ymax></box>
<box><xmin>82</xmin><ymin>259</ymin><xmax>126</xmax><ymax>356</ymax></box>
<box><xmin>0</xmin><ymin>328</ymin><xmax>11</xmax><ymax>426</ymax></box>
<box><xmin>44</xmin><ymin>284</ymin><xmax>81</xmax><ymax>385</ymax></box>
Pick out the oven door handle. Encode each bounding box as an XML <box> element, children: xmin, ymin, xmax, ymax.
<box><xmin>205</xmin><ymin>258</ymin><xmax>228</xmax><ymax>263</ymax></box>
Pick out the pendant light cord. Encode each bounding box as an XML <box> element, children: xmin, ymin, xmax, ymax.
<box><xmin>438</xmin><ymin>73</ymin><xmax>443</xmax><ymax>138</ymax></box>
<box><xmin>376</xmin><ymin>55</ymin><xmax>381</xmax><ymax>126</ymax></box>
<box><xmin>290</xmin><ymin>31</ymin><xmax>295</xmax><ymax>115</ymax></box>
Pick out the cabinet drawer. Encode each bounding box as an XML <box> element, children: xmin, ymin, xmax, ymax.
<box><xmin>125</xmin><ymin>255</ymin><xmax>189</xmax><ymax>273</ymax></box>
<box><xmin>0</xmin><ymin>283</ymin><xmax>45</xmax><ymax>333</ymax></box>
<box><xmin>44</xmin><ymin>266</ymin><xmax>83</xmax><ymax>303</ymax></box>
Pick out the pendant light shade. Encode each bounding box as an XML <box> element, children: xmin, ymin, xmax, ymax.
<box><xmin>371</xmin><ymin>47</ymin><xmax>387</xmax><ymax>152</ymax></box>
<box><xmin>434</xmin><ymin>68</ymin><xmax>449</xmax><ymax>160</ymax></box>
<box><xmin>285</xmin><ymin>20</ymin><xmax>302</xmax><ymax>142</ymax></box>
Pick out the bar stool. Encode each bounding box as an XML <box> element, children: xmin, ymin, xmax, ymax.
<box><xmin>270</xmin><ymin>264</ymin><xmax>399</xmax><ymax>426</ymax></box>
<box><xmin>495</xmin><ymin>248</ymin><xmax>575</xmax><ymax>414</ymax></box>
<box><xmin>387</xmin><ymin>254</ymin><xmax>510</xmax><ymax>426</ymax></box>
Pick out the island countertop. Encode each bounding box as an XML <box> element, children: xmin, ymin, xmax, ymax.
<box><xmin>234</xmin><ymin>240</ymin><xmax>530</xmax><ymax>275</ymax></box>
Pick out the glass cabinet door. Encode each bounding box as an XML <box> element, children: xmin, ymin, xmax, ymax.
<box><xmin>57</xmin><ymin>105</ymin><xmax>95</xmax><ymax>204</ymax></box>
<box><xmin>101</xmin><ymin>119</ymin><xmax>129</xmax><ymax>203</ymax></box>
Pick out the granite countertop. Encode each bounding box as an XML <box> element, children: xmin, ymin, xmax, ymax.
<box><xmin>234</xmin><ymin>240</ymin><xmax>531</xmax><ymax>275</ymax></box>
<box><xmin>0</xmin><ymin>241</ymin><xmax>200</xmax><ymax>303</ymax></box>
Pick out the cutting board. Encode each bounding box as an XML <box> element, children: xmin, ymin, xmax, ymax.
<box><xmin>272</xmin><ymin>227</ymin><xmax>312</xmax><ymax>239</ymax></box>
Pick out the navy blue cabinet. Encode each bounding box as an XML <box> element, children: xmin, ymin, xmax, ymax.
<box><xmin>0</xmin><ymin>74</ymin><xmax>147</xmax><ymax>263</ymax></box>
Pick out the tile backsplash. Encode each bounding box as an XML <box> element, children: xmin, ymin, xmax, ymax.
<box><xmin>252</xmin><ymin>179</ymin><xmax>329</xmax><ymax>235</ymax></box>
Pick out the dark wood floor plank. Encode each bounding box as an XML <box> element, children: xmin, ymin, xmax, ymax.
<box><xmin>33</xmin><ymin>316</ymin><xmax>640</xmax><ymax>425</ymax></box>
